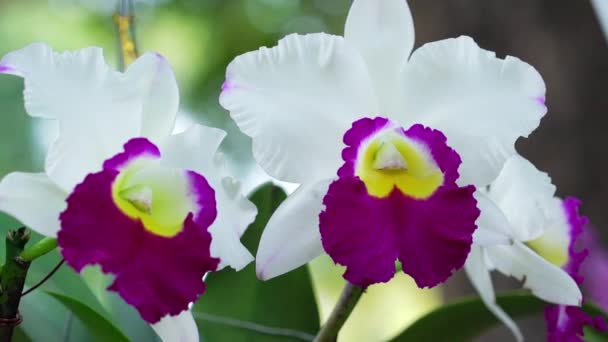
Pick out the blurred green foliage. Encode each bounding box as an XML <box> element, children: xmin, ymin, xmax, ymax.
<box><xmin>195</xmin><ymin>183</ymin><xmax>319</xmax><ymax>341</ymax></box>
<box><xmin>393</xmin><ymin>292</ymin><xmax>608</xmax><ymax>342</ymax></box>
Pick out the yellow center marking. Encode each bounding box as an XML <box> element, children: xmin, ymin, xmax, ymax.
<box><xmin>112</xmin><ymin>159</ymin><xmax>188</xmax><ymax>238</ymax></box>
<box><xmin>356</xmin><ymin>132</ymin><xmax>444</xmax><ymax>199</ymax></box>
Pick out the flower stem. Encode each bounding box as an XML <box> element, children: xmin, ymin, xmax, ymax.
<box><xmin>313</xmin><ymin>282</ymin><xmax>364</xmax><ymax>342</ymax></box>
<box><xmin>21</xmin><ymin>260</ymin><xmax>64</xmax><ymax>297</ymax></box>
<box><xmin>113</xmin><ymin>0</ymin><xmax>138</xmax><ymax>70</ymax></box>
<box><xmin>19</xmin><ymin>237</ymin><xmax>57</xmax><ymax>262</ymax></box>
<box><xmin>0</xmin><ymin>228</ymin><xmax>31</xmax><ymax>342</ymax></box>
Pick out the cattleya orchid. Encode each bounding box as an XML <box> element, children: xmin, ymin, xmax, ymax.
<box><xmin>530</xmin><ymin>196</ymin><xmax>607</xmax><ymax>340</ymax></box>
<box><xmin>0</xmin><ymin>43</ymin><xmax>256</xmax><ymax>341</ymax></box>
<box><xmin>221</xmin><ymin>0</ymin><xmax>548</xmax><ymax>288</ymax></box>
<box><xmin>464</xmin><ymin>155</ymin><xmax>584</xmax><ymax>341</ymax></box>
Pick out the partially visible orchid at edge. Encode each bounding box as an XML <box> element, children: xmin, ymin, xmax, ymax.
<box><xmin>0</xmin><ymin>43</ymin><xmax>256</xmax><ymax>342</ymax></box>
<box><xmin>464</xmin><ymin>155</ymin><xmax>607</xmax><ymax>341</ymax></box>
<box><xmin>220</xmin><ymin>0</ymin><xmax>588</xmax><ymax>340</ymax></box>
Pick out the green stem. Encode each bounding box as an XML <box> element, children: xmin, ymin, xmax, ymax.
<box><xmin>313</xmin><ymin>282</ymin><xmax>364</xmax><ymax>342</ymax></box>
<box><xmin>0</xmin><ymin>228</ymin><xmax>31</xmax><ymax>342</ymax></box>
<box><xmin>114</xmin><ymin>0</ymin><xmax>138</xmax><ymax>70</ymax></box>
<box><xmin>20</xmin><ymin>237</ymin><xmax>57</xmax><ymax>262</ymax></box>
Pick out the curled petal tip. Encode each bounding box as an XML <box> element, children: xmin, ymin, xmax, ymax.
<box><xmin>221</xmin><ymin>80</ymin><xmax>233</xmax><ymax>92</ymax></box>
<box><xmin>536</xmin><ymin>96</ymin><xmax>546</xmax><ymax>106</ymax></box>
<box><xmin>0</xmin><ymin>65</ymin><xmax>13</xmax><ymax>73</ymax></box>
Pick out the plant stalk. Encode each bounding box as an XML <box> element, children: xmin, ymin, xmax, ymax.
<box><xmin>114</xmin><ymin>0</ymin><xmax>138</xmax><ymax>70</ymax></box>
<box><xmin>0</xmin><ymin>228</ymin><xmax>31</xmax><ymax>342</ymax></box>
<box><xmin>20</xmin><ymin>237</ymin><xmax>57</xmax><ymax>262</ymax></box>
<box><xmin>313</xmin><ymin>282</ymin><xmax>364</xmax><ymax>342</ymax></box>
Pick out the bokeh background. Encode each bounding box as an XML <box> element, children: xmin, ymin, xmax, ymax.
<box><xmin>0</xmin><ymin>0</ymin><xmax>606</xmax><ymax>341</ymax></box>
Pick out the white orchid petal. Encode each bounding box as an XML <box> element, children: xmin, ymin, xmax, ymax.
<box><xmin>124</xmin><ymin>52</ymin><xmax>179</xmax><ymax>143</ymax></box>
<box><xmin>486</xmin><ymin>241</ymin><xmax>581</xmax><ymax>306</ymax></box>
<box><xmin>399</xmin><ymin>36</ymin><xmax>546</xmax><ymax>187</ymax></box>
<box><xmin>344</xmin><ymin>0</ymin><xmax>415</xmax><ymax>113</ymax></box>
<box><xmin>152</xmin><ymin>310</ymin><xmax>198</xmax><ymax>342</ymax></box>
<box><xmin>160</xmin><ymin>125</ymin><xmax>256</xmax><ymax>271</ymax></box>
<box><xmin>256</xmin><ymin>179</ymin><xmax>331</xmax><ymax>280</ymax></box>
<box><xmin>527</xmin><ymin>196</ymin><xmax>570</xmax><ymax>267</ymax></box>
<box><xmin>473</xmin><ymin>191</ymin><xmax>514</xmax><ymax>246</ymax></box>
<box><xmin>488</xmin><ymin>155</ymin><xmax>556</xmax><ymax>241</ymax></box>
<box><xmin>592</xmin><ymin>0</ymin><xmax>608</xmax><ymax>41</ymax></box>
<box><xmin>465</xmin><ymin>245</ymin><xmax>523</xmax><ymax>342</ymax></box>
<box><xmin>473</xmin><ymin>229</ymin><xmax>511</xmax><ymax>247</ymax></box>
<box><xmin>1</xmin><ymin>44</ymin><xmax>180</xmax><ymax>192</ymax></box>
<box><xmin>220</xmin><ymin>33</ymin><xmax>378</xmax><ymax>183</ymax></box>
<box><xmin>0</xmin><ymin>172</ymin><xmax>66</xmax><ymax>237</ymax></box>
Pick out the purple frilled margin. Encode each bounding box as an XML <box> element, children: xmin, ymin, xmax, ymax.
<box><xmin>58</xmin><ymin>138</ymin><xmax>219</xmax><ymax>323</ymax></box>
<box><xmin>320</xmin><ymin>117</ymin><xmax>479</xmax><ymax>288</ymax></box>
<box><xmin>545</xmin><ymin>197</ymin><xmax>607</xmax><ymax>341</ymax></box>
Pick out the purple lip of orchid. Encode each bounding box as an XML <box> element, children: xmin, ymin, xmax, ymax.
<box><xmin>319</xmin><ymin>117</ymin><xmax>479</xmax><ymax>288</ymax></box>
<box><xmin>58</xmin><ymin>138</ymin><xmax>219</xmax><ymax>323</ymax></box>
<box><xmin>581</xmin><ymin>228</ymin><xmax>608</xmax><ymax>311</ymax></box>
<box><xmin>545</xmin><ymin>197</ymin><xmax>607</xmax><ymax>341</ymax></box>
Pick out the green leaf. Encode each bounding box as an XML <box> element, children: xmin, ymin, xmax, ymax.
<box><xmin>22</xmin><ymin>232</ymin><xmax>154</xmax><ymax>341</ymax></box>
<box><xmin>46</xmin><ymin>291</ymin><xmax>130</xmax><ymax>342</ymax></box>
<box><xmin>393</xmin><ymin>292</ymin><xmax>608</xmax><ymax>342</ymax></box>
<box><xmin>194</xmin><ymin>183</ymin><xmax>320</xmax><ymax>341</ymax></box>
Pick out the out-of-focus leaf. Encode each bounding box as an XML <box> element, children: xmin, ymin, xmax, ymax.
<box><xmin>79</xmin><ymin>266</ymin><xmax>156</xmax><ymax>342</ymax></box>
<box><xmin>393</xmin><ymin>292</ymin><xmax>608</xmax><ymax>341</ymax></box>
<box><xmin>19</xmin><ymin>289</ymin><xmax>93</xmax><ymax>342</ymax></box>
<box><xmin>46</xmin><ymin>292</ymin><xmax>130</xmax><ymax>342</ymax></box>
<box><xmin>12</xmin><ymin>328</ymin><xmax>31</xmax><ymax>342</ymax></box>
<box><xmin>194</xmin><ymin>183</ymin><xmax>320</xmax><ymax>341</ymax></box>
<box><xmin>20</xmin><ymin>231</ymin><xmax>154</xmax><ymax>341</ymax></box>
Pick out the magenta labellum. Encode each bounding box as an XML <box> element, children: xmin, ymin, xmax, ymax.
<box><xmin>58</xmin><ymin>138</ymin><xmax>219</xmax><ymax>323</ymax></box>
<box><xmin>320</xmin><ymin>117</ymin><xmax>479</xmax><ymax>288</ymax></box>
<box><xmin>544</xmin><ymin>198</ymin><xmax>607</xmax><ymax>341</ymax></box>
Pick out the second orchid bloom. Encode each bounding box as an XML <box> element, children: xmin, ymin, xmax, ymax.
<box><xmin>0</xmin><ymin>43</ymin><xmax>256</xmax><ymax>341</ymax></box>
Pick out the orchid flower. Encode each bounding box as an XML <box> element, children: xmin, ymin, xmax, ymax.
<box><xmin>0</xmin><ymin>43</ymin><xmax>256</xmax><ymax>341</ymax></box>
<box><xmin>220</xmin><ymin>0</ymin><xmax>545</xmax><ymax>288</ymax></box>
<box><xmin>464</xmin><ymin>155</ymin><xmax>586</xmax><ymax>341</ymax></box>
<box><xmin>530</xmin><ymin>196</ymin><xmax>607</xmax><ymax>340</ymax></box>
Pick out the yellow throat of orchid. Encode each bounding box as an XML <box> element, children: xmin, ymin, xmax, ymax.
<box><xmin>356</xmin><ymin>131</ymin><xmax>444</xmax><ymax>199</ymax></box>
<box><xmin>112</xmin><ymin>159</ymin><xmax>193</xmax><ymax>238</ymax></box>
